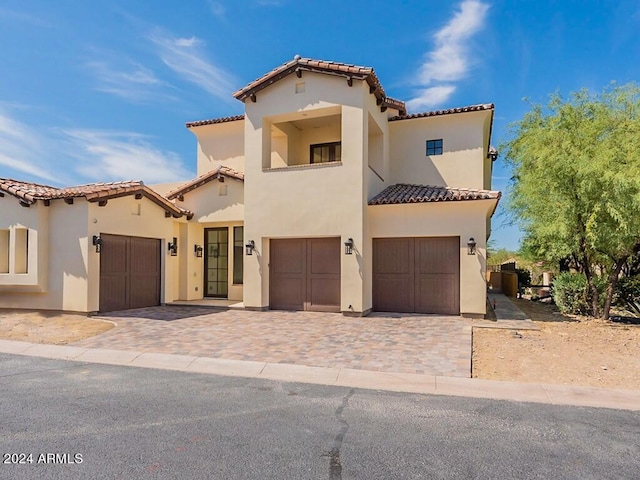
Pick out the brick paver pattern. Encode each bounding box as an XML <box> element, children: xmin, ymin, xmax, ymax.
<box><xmin>74</xmin><ymin>307</ymin><xmax>472</xmax><ymax>377</ymax></box>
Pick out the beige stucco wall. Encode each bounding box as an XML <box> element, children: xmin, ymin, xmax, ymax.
<box><xmin>482</xmin><ymin>112</ymin><xmax>494</xmax><ymax>190</ymax></box>
<box><xmin>243</xmin><ymin>73</ymin><xmax>373</xmax><ymax>312</ymax></box>
<box><xmin>369</xmin><ymin>199</ymin><xmax>496</xmax><ymax>316</ymax></box>
<box><xmin>175</xmin><ymin>178</ymin><xmax>244</xmax><ymax>224</ymax></box>
<box><xmin>190</xmin><ymin>119</ymin><xmax>245</xmax><ymax>176</ymax></box>
<box><xmin>389</xmin><ymin>110</ymin><xmax>491</xmax><ymax>189</ymax></box>
<box><xmin>0</xmin><ymin>196</ymin><xmax>88</xmax><ymax>311</ymax></box>
<box><xmin>241</xmin><ymin>72</ymin><xmax>396</xmax><ymax>313</ymax></box>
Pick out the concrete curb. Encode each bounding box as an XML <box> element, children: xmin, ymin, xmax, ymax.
<box><xmin>1</xmin><ymin>339</ymin><xmax>638</xmax><ymax>411</ymax></box>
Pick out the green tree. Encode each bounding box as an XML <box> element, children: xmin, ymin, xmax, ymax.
<box><xmin>502</xmin><ymin>83</ymin><xmax>640</xmax><ymax>319</ymax></box>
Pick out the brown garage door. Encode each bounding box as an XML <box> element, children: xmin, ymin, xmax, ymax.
<box><xmin>99</xmin><ymin>234</ymin><xmax>161</xmax><ymax>312</ymax></box>
<box><xmin>373</xmin><ymin>237</ymin><xmax>459</xmax><ymax>314</ymax></box>
<box><xmin>270</xmin><ymin>238</ymin><xmax>340</xmax><ymax>312</ymax></box>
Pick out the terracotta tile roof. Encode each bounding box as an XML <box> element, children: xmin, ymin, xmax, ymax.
<box><xmin>166</xmin><ymin>166</ymin><xmax>245</xmax><ymax>200</ymax></box>
<box><xmin>0</xmin><ymin>178</ymin><xmax>193</xmax><ymax>219</ymax></box>
<box><xmin>0</xmin><ymin>178</ymin><xmax>60</xmax><ymax>201</ymax></box>
<box><xmin>389</xmin><ymin>103</ymin><xmax>494</xmax><ymax>121</ymax></box>
<box><xmin>185</xmin><ymin>114</ymin><xmax>245</xmax><ymax>128</ymax></box>
<box><xmin>232</xmin><ymin>56</ymin><xmax>407</xmax><ymax>115</ymax></box>
<box><xmin>368</xmin><ymin>184</ymin><xmax>501</xmax><ymax>205</ymax></box>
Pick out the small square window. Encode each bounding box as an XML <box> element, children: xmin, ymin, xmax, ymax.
<box><xmin>426</xmin><ymin>139</ymin><xmax>443</xmax><ymax>156</ymax></box>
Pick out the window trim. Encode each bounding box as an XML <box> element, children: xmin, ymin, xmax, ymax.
<box><xmin>233</xmin><ymin>226</ymin><xmax>244</xmax><ymax>285</ymax></box>
<box><xmin>310</xmin><ymin>141</ymin><xmax>341</xmax><ymax>164</ymax></box>
<box><xmin>426</xmin><ymin>138</ymin><xmax>443</xmax><ymax>156</ymax></box>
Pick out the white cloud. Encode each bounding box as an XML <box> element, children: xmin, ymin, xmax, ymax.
<box><xmin>64</xmin><ymin>129</ymin><xmax>192</xmax><ymax>184</ymax></box>
<box><xmin>0</xmin><ymin>7</ymin><xmax>51</xmax><ymax>27</ymax></box>
<box><xmin>174</xmin><ymin>36</ymin><xmax>202</xmax><ymax>48</ymax></box>
<box><xmin>148</xmin><ymin>31</ymin><xmax>236</xmax><ymax>101</ymax></box>
<box><xmin>256</xmin><ymin>0</ymin><xmax>285</xmax><ymax>6</ymax></box>
<box><xmin>208</xmin><ymin>1</ymin><xmax>226</xmax><ymax>18</ymax></box>
<box><xmin>0</xmin><ymin>110</ymin><xmax>64</xmax><ymax>183</ymax></box>
<box><xmin>408</xmin><ymin>0</ymin><xmax>489</xmax><ymax>111</ymax></box>
<box><xmin>406</xmin><ymin>85</ymin><xmax>457</xmax><ymax>111</ymax></box>
<box><xmin>86</xmin><ymin>59</ymin><xmax>176</xmax><ymax>103</ymax></box>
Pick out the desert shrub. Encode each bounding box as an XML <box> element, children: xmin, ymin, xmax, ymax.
<box><xmin>614</xmin><ymin>276</ymin><xmax>640</xmax><ymax>316</ymax></box>
<box><xmin>515</xmin><ymin>268</ymin><xmax>531</xmax><ymax>287</ymax></box>
<box><xmin>552</xmin><ymin>273</ymin><xmax>606</xmax><ymax>315</ymax></box>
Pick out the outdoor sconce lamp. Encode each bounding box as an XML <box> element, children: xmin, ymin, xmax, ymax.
<box><xmin>92</xmin><ymin>235</ymin><xmax>103</xmax><ymax>253</ymax></box>
<box><xmin>194</xmin><ymin>244</ymin><xmax>203</xmax><ymax>258</ymax></box>
<box><xmin>245</xmin><ymin>240</ymin><xmax>255</xmax><ymax>256</ymax></box>
<box><xmin>168</xmin><ymin>237</ymin><xmax>178</xmax><ymax>256</ymax></box>
<box><xmin>344</xmin><ymin>238</ymin><xmax>354</xmax><ymax>255</ymax></box>
<box><xmin>467</xmin><ymin>237</ymin><xmax>477</xmax><ymax>255</ymax></box>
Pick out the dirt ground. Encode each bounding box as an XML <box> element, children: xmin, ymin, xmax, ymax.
<box><xmin>473</xmin><ymin>299</ymin><xmax>640</xmax><ymax>390</ymax></box>
<box><xmin>0</xmin><ymin>310</ymin><xmax>113</xmax><ymax>345</ymax></box>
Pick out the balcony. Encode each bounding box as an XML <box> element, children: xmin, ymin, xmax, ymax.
<box><xmin>263</xmin><ymin>107</ymin><xmax>342</xmax><ymax>170</ymax></box>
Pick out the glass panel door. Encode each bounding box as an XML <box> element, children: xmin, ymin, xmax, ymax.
<box><xmin>205</xmin><ymin>227</ymin><xmax>228</xmax><ymax>297</ymax></box>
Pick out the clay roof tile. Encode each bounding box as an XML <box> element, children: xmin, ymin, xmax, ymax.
<box><xmin>368</xmin><ymin>184</ymin><xmax>501</xmax><ymax>205</ymax></box>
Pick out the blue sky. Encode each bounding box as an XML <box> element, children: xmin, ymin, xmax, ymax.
<box><xmin>1</xmin><ymin>0</ymin><xmax>639</xmax><ymax>250</ymax></box>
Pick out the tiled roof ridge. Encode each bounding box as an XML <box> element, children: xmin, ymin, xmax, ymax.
<box><xmin>233</xmin><ymin>56</ymin><xmax>376</xmax><ymax>99</ymax></box>
<box><xmin>232</xmin><ymin>56</ymin><xmax>407</xmax><ymax>114</ymax></box>
<box><xmin>0</xmin><ymin>177</ymin><xmax>56</xmax><ymax>190</ymax></box>
<box><xmin>389</xmin><ymin>103</ymin><xmax>494</xmax><ymax>121</ymax></box>
<box><xmin>368</xmin><ymin>183</ymin><xmax>501</xmax><ymax>205</ymax></box>
<box><xmin>185</xmin><ymin>114</ymin><xmax>245</xmax><ymax>128</ymax></box>
<box><xmin>166</xmin><ymin>165</ymin><xmax>245</xmax><ymax>200</ymax></box>
<box><xmin>0</xmin><ymin>178</ymin><xmax>192</xmax><ymax>219</ymax></box>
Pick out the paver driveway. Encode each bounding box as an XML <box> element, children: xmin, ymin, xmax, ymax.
<box><xmin>74</xmin><ymin>307</ymin><xmax>472</xmax><ymax>377</ymax></box>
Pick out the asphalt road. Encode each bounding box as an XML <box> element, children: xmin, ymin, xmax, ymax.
<box><xmin>1</xmin><ymin>353</ymin><xmax>638</xmax><ymax>480</ymax></box>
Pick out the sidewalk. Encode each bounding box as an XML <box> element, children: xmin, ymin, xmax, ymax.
<box><xmin>1</xmin><ymin>337</ymin><xmax>638</xmax><ymax>412</ymax></box>
<box><xmin>480</xmin><ymin>292</ymin><xmax>538</xmax><ymax>330</ymax></box>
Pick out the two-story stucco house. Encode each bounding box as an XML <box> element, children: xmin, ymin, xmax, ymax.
<box><xmin>0</xmin><ymin>56</ymin><xmax>500</xmax><ymax>317</ymax></box>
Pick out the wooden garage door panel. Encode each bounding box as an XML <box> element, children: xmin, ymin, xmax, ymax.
<box><xmin>416</xmin><ymin>237</ymin><xmax>458</xmax><ymax>274</ymax></box>
<box><xmin>99</xmin><ymin>234</ymin><xmax>161</xmax><ymax>312</ymax></box>
<box><xmin>271</xmin><ymin>239</ymin><xmax>305</xmax><ymax>274</ymax></box>
<box><xmin>308</xmin><ymin>238</ymin><xmax>340</xmax><ymax>275</ymax></box>
<box><xmin>373</xmin><ymin>276</ymin><xmax>414</xmax><ymax>313</ymax></box>
<box><xmin>270</xmin><ymin>277</ymin><xmax>304</xmax><ymax>310</ymax></box>
<box><xmin>129</xmin><ymin>237</ymin><xmax>161</xmax><ymax>310</ymax></box>
<box><xmin>373</xmin><ymin>236</ymin><xmax>460</xmax><ymax>315</ymax></box>
<box><xmin>270</xmin><ymin>238</ymin><xmax>340</xmax><ymax>312</ymax></box>
<box><xmin>100</xmin><ymin>235</ymin><xmax>128</xmax><ymax>274</ymax></box>
<box><xmin>415</xmin><ymin>274</ymin><xmax>459</xmax><ymax>314</ymax></box>
<box><xmin>99</xmin><ymin>235</ymin><xmax>129</xmax><ymax>312</ymax></box>
<box><xmin>308</xmin><ymin>278</ymin><xmax>341</xmax><ymax>311</ymax></box>
<box><xmin>270</xmin><ymin>239</ymin><xmax>306</xmax><ymax>310</ymax></box>
<box><xmin>374</xmin><ymin>238</ymin><xmax>412</xmax><ymax>274</ymax></box>
<box><xmin>99</xmin><ymin>275</ymin><xmax>129</xmax><ymax>312</ymax></box>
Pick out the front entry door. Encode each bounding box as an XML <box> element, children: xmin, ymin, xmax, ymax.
<box><xmin>205</xmin><ymin>227</ymin><xmax>228</xmax><ymax>297</ymax></box>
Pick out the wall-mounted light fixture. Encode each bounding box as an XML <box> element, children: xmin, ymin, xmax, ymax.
<box><xmin>245</xmin><ymin>240</ymin><xmax>255</xmax><ymax>256</ymax></box>
<box><xmin>92</xmin><ymin>235</ymin><xmax>103</xmax><ymax>253</ymax></box>
<box><xmin>344</xmin><ymin>238</ymin><xmax>354</xmax><ymax>255</ymax></box>
<box><xmin>467</xmin><ymin>237</ymin><xmax>477</xmax><ymax>255</ymax></box>
<box><xmin>168</xmin><ymin>237</ymin><xmax>178</xmax><ymax>256</ymax></box>
<box><xmin>194</xmin><ymin>244</ymin><xmax>203</xmax><ymax>258</ymax></box>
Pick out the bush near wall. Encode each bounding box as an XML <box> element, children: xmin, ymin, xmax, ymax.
<box><xmin>552</xmin><ymin>272</ymin><xmax>606</xmax><ymax>315</ymax></box>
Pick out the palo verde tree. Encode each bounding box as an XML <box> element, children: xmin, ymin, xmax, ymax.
<box><xmin>502</xmin><ymin>83</ymin><xmax>640</xmax><ymax>319</ymax></box>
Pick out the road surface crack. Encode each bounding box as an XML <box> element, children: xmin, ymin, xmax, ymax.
<box><xmin>328</xmin><ymin>388</ymin><xmax>354</xmax><ymax>480</ymax></box>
